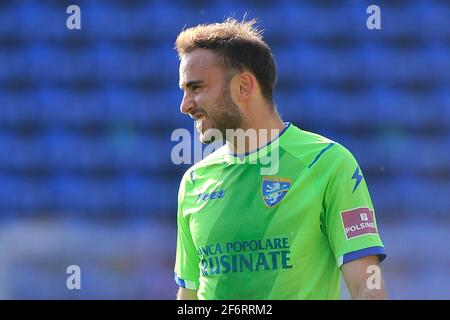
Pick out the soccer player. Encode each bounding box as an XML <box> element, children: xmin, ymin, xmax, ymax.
<box><xmin>173</xmin><ymin>18</ymin><xmax>387</xmax><ymax>300</ymax></box>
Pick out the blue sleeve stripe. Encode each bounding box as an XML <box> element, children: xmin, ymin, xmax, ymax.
<box><xmin>174</xmin><ymin>273</ymin><xmax>198</xmax><ymax>290</ymax></box>
<box><xmin>308</xmin><ymin>143</ymin><xmax>336</xmax><ymax>168</ymax></box>
<box><xmin>342</xmin><ymin>246</ymin><xmax>386</xmax><ymax>266</ymax></box>
<box><xmin>174</xmin><ymin>273</ymin><xmax>186</xmax><ymax>288</ymax></box>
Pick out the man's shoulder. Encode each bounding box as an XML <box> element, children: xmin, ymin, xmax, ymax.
<box><xmin>283</xmin><ymin>125</ymin><xmax>335</xmax><ymax>150</ymax></box>
<box><xmin>180</xmin><ymin>144</ymin><xmax>228</xmax><ymax>182</ymax></box>
<box><xmin>282</xmin><ymin>125</ymin><xmax>355</xmax><ymax>168</ymax></box>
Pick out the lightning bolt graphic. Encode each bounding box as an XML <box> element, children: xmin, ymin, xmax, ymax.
<box><xmin>351</xmin><ymin>167</ymin><xmax>363</xmax><ymax>193</ymax></box>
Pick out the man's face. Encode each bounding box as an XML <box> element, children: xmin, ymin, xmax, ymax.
<box><xmin>179</xmin><ymin>49</ymin><xmax>243</xmax><ymax>143</ymax></box>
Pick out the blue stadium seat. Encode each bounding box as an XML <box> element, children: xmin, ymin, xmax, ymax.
<box><xmin>120</xmin><ymin>175</ymin><xmax>178</xmax><ymax>214</ymax></box>
<box><xmin>0</xmin><ymin>6</ymin><xmax>21</xmax><ymax>38</ymax></box>
<box><xmin>348</xmin><ymin>133</ymin><xmax>450</xmax><ymax>177</ymax></box>
<box><xmin>83</xmin><ymin>2</ymin><xmax>157</xmax><ymax>40</ymax></box>
<box><xmin>126</xmin><ymin>4</ymin><xmax>165</xmax><ymax>39</ymax></box>
<box><xmin>140</xmin><ymin>44</ymin><xmax>180</xmax><ymax>84</ymax></box>
<box><xmin>149</xmin><ymin>88</ymin><xmax>186</xmax><ymax>127</ymax></box>
<box><xmin>377</xmin><ymin>4</ymin><xmax>423</xmax><ymax>39</ymax></box>
<box><xmin>402</xmin><ymin>90</ymin><xmax>449</xmax><ymax>130</ymax></box>
<box><xmin>116</xmin><ymin>2</ymin><xmax>196</xmax><ymax>42</ymax></box>
<box><xmin>92</xmin><ymin>44</ymin><xmax>177</xmax><ymax>85</ymax></box>
<box><xmin>0</xmin><ymin>133</ymin><xmax>50</xmax><ymax>171</ymax></box>
<box><xmin>258</xmin><ymin>2</ymin><xmax>358</xmax><ymax>41</ymax></box>
<box><xmin>0</xmin><ymin>48</ymin><xmax>29</xmax><ymax>82</ymax></box>
<box><xmin>327</xmin><ymin>134</ymin><xmax>382</xmax><ymax>174</ymax></box>
<box><xmin>0</xmin><ymin>176</ymin><xmax>52</xmax><ymax>213</ymax></box>
<box><xmin>369</xmin><ymin>88</ymin><xmax>447</xmax><ymax>130</ymax></box>
<box><xmin>403</xmin><ymin>179</ymin><xmax>450</xmax><ymax>217</ymax></box>
<box><xmin>103</xmin><ymin>89</ymin><xmax>151</xmax><ymax>125</ymax></box>
<box><xmin>276</xmin><ymin>45</ymin><xmax>365</xmax><ymax>85</ymax></box>
<box><xmin>28</xmin><ymin>45</ymin><xmax>94</xmax><ymax>83</ymax></box>
<box><xmin>27</xmin><ymin>45</ymin><xmax>60</xmax><ymax>82</ymax></box>
<box><xmin>294</xmin><ymin>87</ymin><xmax>365</xmax><ymax>129</ymax></box>
<box><xmin>360</xmin><ymin>47</ymin><xmax>392</xmax><ymax>84</ymax></box>
<box><xmin>43</xmin><ymin>129</ymin><xmax>173</xmax><ymax>173</ymax></box>
<box><xmin>43</xmin><ymin>131</ymin><xmax>117</xmax><ymax>171</ymax></box>
<box><xmin>211</xmin><ymin>1</ymin><xmax>253</xmax><ymax>22</ymax></box>
<box><xmin>440</xmin><ymin>90</ymin><xmax>450</xmax><ymax>130</ymax></box>
<box><xmin>361</xmin><ymin>46</ymin><xmax>436</xmax><ymax>85</ymax></box>
<box><xmin>275</xmin><ymin>45</ymin><xmax>321</xmax><ymax>84</ymax></box>
<box><xmin>83</xmin><ymin>3</ymin><xmax>134</xmax><ymax>40</ymax></box>
<box><xmin>416</xmin><ymin>2</ymin><xmax>450</xmax><ymax>41</ymax></box>
<box><xmin>94</xmin><ymin>46</ymin><xmax>138</xmax><ymax>82</ymax></box>
<box><xmin>407</xmin><ymin>137</ymin><xmax>450</xmax><ymax>175</ymax></box>
<box><xmin>38</xmin><ymin>88</ymin><xmax>108</xmax><ymax>127</ymax></box>
<box><xmin>10</xmin><ymin>264</ymin><xmax>62</xmax><ymax>299</ymax></box>
<box><xmin>103</xmin><ymin>88</ymin><xmax>186</xmax><ymax>129</ymax></box>
<box><xmin>17</xmin><ymin>3</ymin><xmax>67</xmax><ymax>40</ymax></box>
<box><xmin>52</xmin><ymin>175</ymin><xmax>124</xmax><ymax>214</ymax></box>
<box><xmin>0</xmin><ymin>134</ymin><xmax>21</xmax><ymax>170</ymax></box>
<box><xmin>428</xmin><ymin>46</ymin><xmax>450</xmax><ymax>83</ymax></box>
<box><xmin>0</xmin><ymin>92</ymin><xmax>40</xmax><ymax>126</ymax></box>
<box><xmin>122</xmin><ymin>134</ymin><xmax>175</xmax><ymax>172</ymax></box>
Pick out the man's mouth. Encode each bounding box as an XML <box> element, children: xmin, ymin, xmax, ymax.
<box><xmin>195</xmin><ymin>114</ymin><xmax>206</xmax><ymax>122</ymax></box>
<box><xmin>194</xmin><ymin>114</ymin><xmax>207</xmax><ymax>129</ymax></box>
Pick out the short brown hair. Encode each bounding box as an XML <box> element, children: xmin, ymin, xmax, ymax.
<box><xmin>175</xmin><ymin>18</ymin><xmax>277</xmax><ymax>103</ymax></box>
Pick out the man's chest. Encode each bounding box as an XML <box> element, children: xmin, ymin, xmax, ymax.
<box><xmin>184</xmin><ymin>170</ymin><xmax>322</xmax><ymax>247</ymax></box>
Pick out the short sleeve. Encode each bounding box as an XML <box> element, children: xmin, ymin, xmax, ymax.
<box><xmin>174</xmin><ymin>172</ymin><xmax>200</xmax><ymax>290</ymax></box>
<box><xmin>323</xmin><ymin>145</ymin><xmax>386</xmax><ymax>268</ymax></box>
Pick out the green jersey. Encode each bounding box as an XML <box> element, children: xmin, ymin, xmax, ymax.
<box><xmin>174</xmin><ymin>123</ymin><xmax>385</xmax><ymax>299</ymax></box>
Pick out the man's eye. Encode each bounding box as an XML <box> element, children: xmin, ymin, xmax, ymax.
<box><xmin>192</xmin><ymin>86</ymin><xmax>201</xmax><ymax>92</ymax></box>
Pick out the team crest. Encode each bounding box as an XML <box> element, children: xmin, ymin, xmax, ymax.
<box><xmin>261</xmin><ymin>176</ymin><xmax>291</xmax><ymax>207</ymax></box>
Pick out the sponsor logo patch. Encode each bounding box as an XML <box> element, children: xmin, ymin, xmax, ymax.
<box><xmin>341</xmin><ymin>207</ymin><xmax>378</xmax><ymax>239</ymax></box>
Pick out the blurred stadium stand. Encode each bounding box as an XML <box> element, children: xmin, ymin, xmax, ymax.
<box><xmin>0</xmin><ymin>0</ymin><xmax>448</xmax><ymax>299</ymax></box>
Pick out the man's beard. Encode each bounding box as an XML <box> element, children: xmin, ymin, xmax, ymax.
<box><xmin>200</xmin><ymin>84</ymin><xmax>244</xmax><ymax>144</ymax></box>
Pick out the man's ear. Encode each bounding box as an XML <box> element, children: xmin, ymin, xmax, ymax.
<box><xmin>237</xmin><ymin>72</ymin><xmax>254</xmax><ymax>100</ymax></box>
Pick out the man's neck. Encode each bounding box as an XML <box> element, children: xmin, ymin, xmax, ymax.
<box><xmin>226</xmin><ymin>115</ymin><xmax>286</xmax><ymax>155</ymax></box>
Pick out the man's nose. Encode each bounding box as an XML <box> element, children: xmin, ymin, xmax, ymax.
<box><xmin>180</xmin><ymin>92</ymin><xmax>194</xmax><ymax>115</ymax></box>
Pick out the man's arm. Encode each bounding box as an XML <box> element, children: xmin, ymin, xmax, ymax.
<box><xmin>341</xmin><ymin>255</ymin><xmax>387</xmax><ymax>300</ymax></box>
<box><xmin>177</xmin><ymin>287</ymin><xmax>198</xmax><ymax>300</ymax></box>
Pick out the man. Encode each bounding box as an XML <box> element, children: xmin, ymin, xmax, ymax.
<box><xmin>173</xmin><ymin>18</ymin><xmax>387</xmax><ymax>300</ymax></box>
